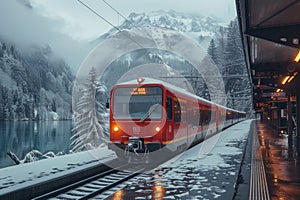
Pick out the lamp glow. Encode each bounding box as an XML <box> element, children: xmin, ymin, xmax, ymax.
<box><xmin>113</xmin><ymin>126</ymin><xmax>119</xmax><ymax>132</ymax></box>
<box><xmin>137</xmin><ymin>77</ymin><xmax>145</xmax><ymax>83</ymax></box>
<box><xmin>288</xmin><ymin>72</ymin><xmax>298</xmax><ymax>83</ymax></box>
<box><xmin>282</xmin><ymin>76</ymin><xmax>290</xmax><ymax>85</ymax></box>
<box><xmin>294</xmin><ymin>50</ymin><xmax>300</xmax><ymax>62</ymax></box>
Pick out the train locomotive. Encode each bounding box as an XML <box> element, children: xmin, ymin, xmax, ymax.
<box><xmin>107</xmin><ymin>77</ymin><xmax>246</xmax><ymax>161</ymax></box>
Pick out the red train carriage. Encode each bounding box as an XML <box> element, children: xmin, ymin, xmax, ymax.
<box><xmin>107</xmin><ymin>78</ymin><xmax>246</xmax><ymax>160</ymax></box>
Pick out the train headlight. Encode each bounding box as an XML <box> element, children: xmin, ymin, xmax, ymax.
<box><xmin>137</xmin><ymin>77</ymin><xmax>145</xmax><ymax>83</ymax></box>
<box><xmin>113</xmin><ymin>126</ymin><xmax>119</xmax><ymax>132</ymax></box>
<box><xmin>155</xmin><ymin>127</ymin><xmax>160</xmax><ymax>132</ymax></box>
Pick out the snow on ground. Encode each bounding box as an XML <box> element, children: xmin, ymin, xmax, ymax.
<box><xmin>158</xmin><ymin>119</ymin><xmax>252</xmax><ymax>199</ymax></box>
<box><xmin>162</xmin><ymin>120</ymin><xmax>252</xmax><ymax>168</ymax></box>
<box><xmin>0</xmin><ymin>146</ymin><xmax>116</xmax><ymax>193</ymax></box>
<box><xmin>112</xmin><ymin>120</ymin><xmax>253</xmax><ymax>199</ymax></box>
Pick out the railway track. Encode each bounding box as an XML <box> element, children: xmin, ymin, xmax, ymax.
<box><xmin>33</xmin><ymin>165</ymin><xmax>144</xmax><ymax>200</ymax></box>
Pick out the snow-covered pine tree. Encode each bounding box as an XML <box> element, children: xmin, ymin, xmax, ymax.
<box><xmin>224</xmin><ymin>19</ymin><xmax>245</xmax><ymax>77</ymax></box>
<box><xmin>71</xmin><ymin>67</ymin><xmax>108</xmax><ymax>152</ymax></box>
<box><xmin>207</xmin><ymin>39</ymin><xmax>218</xmax><ymax>65</ymax></box>
<box><xmin>222</xmin><ymin>18</ymin><xmax>251</xmax><ymax>112</ymax></box>
<box><xmin>0</xmin><ymin>86</ymin><xmax>4</xmax><ymax>120</ymax></box>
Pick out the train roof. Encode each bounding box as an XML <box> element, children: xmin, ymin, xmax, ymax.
<box><xmin>115</xmin><ymin>78</ymin><xmax>245</xmax><ymax>114</ymax></box>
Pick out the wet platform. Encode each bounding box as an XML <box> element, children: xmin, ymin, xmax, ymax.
<box><xmin>255</xmin><ymin>120</ymin><xmax>300</xmax><ymax>200</ymax></box>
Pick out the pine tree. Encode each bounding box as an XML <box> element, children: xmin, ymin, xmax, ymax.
<box><xmin>71</xmin><ymin>67</ymin><xmax>108</xmax><ymax>152</ymax></box>
<box><xmin>0</xmin><ymin>45</ymin><xmax>3</xmax><ymax>57</ymax></box>
<box><xmin>15</xmin><ymin>86</ymin><xmax>25</xmax><ymax>119</ymax></box>
<box><xmin>51</xmin><ymin>99</ymin><xmax>57</xmax><ymax>112</ymax></box>
<box><xmin>0</xmin><ymin>86</ymin><xmax>4</xmax><ymax>120</ymax></box>
<box><xmin>224</xmin><ymin>19</ymin><xmax>245</xmax><ymax>77</ymax></box>
<box><xmin>222</xmin><ymin>18</ymin><xmax>251</xmax><ymax>111</ymax></box>
<box><xmin>2</xmin><ymin>87</ymin><xmax>13</xmax><ymax>120</ymax></box>
<box><xmin>2</xmin><ymin>43</ymin><xmax>6</xmax><ymax>51</ymax></box>
<box><xmin>207</xmin><ymin>39</ymin><xmax>218</xmax><ymax>65</ymax></box>
<box><xmin>215</xmin><ymin>26</ymin><xmax>227</xmax><ymax>73</ymax></box>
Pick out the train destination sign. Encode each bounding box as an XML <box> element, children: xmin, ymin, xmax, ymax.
<box><xmin>114</xmin><ymin>86</ymin><xmax>162</xmax><ymax>96</ymax></box>
<box><xmin>262</xmin><ymin>92</ymin><xmax>286</xmax><ymax>98</ymax></box>
<box><xmin>131</xmin><ymin>88</ymin><xmax>147</xmax><ymax>95</ymax></box>
<box><xmin>255</xmin><ymin>71</ymin><xmax>280</xmax><ymax>77</ymax></box>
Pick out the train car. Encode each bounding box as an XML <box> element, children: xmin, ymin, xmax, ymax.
<box><xmin>107</xmin><ymin>78</ymin><xmax>246</xmax><ymax>161</ymax></box>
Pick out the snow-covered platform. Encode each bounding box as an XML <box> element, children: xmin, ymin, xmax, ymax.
<box><xmin>0</xmin><ymin>146</ymin><xmax>117</xmax><ymax>199</ymax></box>
<box><xmin>105</xmin><ymin>120</ymin><xmax>253</xmax><ymax>199</ymax></box>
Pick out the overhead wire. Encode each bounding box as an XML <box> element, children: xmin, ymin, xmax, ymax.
<box><xmin>76</xmin><ymin>0</ymin><xmax>146</xmax><ymax>49</ymax></box>
<box><xmin>100</xmin><ymin>0</ymin><xmax>172</xmax><ymax>69</ymax></box>
<box><xmin>77</xmin><ymin>0</ymin><xmax>246</xmax><ymax>106</ymax></box>
<box><xmin>77</xmin><ymin>0</ymin><xmax>121</xmax><ymax>32</ymax></box>
<box><xmin>102</xmin><ymin>0</ymin><xmax>139</xmax><ymax>29</ymax></box>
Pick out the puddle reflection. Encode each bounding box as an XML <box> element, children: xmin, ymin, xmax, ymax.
<box><xmin>108</xmin><ymin>166</ymin><xmax>229</xmax><ymax>200</ymax></box>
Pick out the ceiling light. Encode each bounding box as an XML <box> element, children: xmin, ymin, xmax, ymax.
<box><xmin>287</xmin><ymin>72</ymin><xmax>298</xmax><ymax>83</ymax></box>
<box><xmin>282</xmin><ymin>76</ymin><xmax>290</xmax><ymax>85</ymax></box>
<box><xmin>294</xmin><ymin>50</ymin><xmax>300</xmax><ymax>62</ymax></box>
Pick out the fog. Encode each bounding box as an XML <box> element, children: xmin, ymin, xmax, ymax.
<box><xmin>0</xmin><ymin>0</ymin><xmax>237</xmax><ymax>73</ymax></box>
<box><xmin>0</xmin><ymin>0</ymin><xmax>91</xmax><ymax>73</ymax></box>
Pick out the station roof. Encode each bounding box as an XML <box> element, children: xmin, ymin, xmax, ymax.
<box><xmin>236</xmin><ymin>0</ymin><xmax>300</xmax><ymax>111</ymax></box>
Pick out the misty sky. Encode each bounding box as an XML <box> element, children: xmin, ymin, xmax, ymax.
<box><xmin>0</xmin><ymin>0</ymin><xmax>237</xmax><ymax>72</ymax></box>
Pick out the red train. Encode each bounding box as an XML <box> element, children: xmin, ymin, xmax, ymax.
<box><xmin>107</xmin><ymin>78</ymin><xmax>246</xmax><ymax>161</ymax></box>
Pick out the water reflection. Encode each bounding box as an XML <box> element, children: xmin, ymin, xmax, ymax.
<box><xmin>257</xmin><ymin>122</ymin><xmax>300</xmax><ymax>199</ymax></box>
<box><xmin>152</xmin><ymin>180</ymin><xmax>165</xmax><ymax>199</ymax></box>
<box><xmin>107</xmin><ymin>166</ymin><xmax>229</xmax><ymax>200</ymax></box>
<box><xmin>111</xmin><ymin>190</ymin><xmax>124</xmax><ymax>200</ymax></box>
<box><xmin>0</xmin><ymin>121</ymin><xmax>73</xmax><ymax>168</ymax></box>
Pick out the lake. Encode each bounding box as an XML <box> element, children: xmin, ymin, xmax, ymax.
<box><xmin>0</xmin><ymin>120</ymin><xmax>73</xmax><ymax>169</ymax></box>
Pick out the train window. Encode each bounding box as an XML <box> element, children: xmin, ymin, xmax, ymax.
<box><xmin>113</xmin><ymin>86</ymin><xmax>163</xmax><ymax>119</ymax></box>
<box><xmin>198</xmin><ymin>108</ymin><xmax>202</xmax><ymax>126</ymax></box>
<box><xmin>200</xmin><ymin>109</ymin><xmax>211</xmax><ymax>126</ymax></box>
<box><xmin>174</xmin><ymin>100</ymin><xmax>180</xmax><ymax>123</ymax></box>
<box><xmin>181</xmin><ymin>102</ymin><xmax>186</xmax><ymax>123</ymax></box>
<box><xmin>166</xmin><ymin>97</ymin><xmax>172</xmax><ymax>120</ymax></box>
<box><xmin>198</xmin><ymin>110</ymin><xmax>201</xmax><ymax>126</ymax></box>
<box><xmin>187</xmin><ymin>109</ymin><xmax>192</xmax><ymax>125</ymax></box>
<box><xmin>188</xmin><ymin>108</ymin><xmax>199</xmax><ymax>126</ymax></box>
<box><xmin>211</xmin><ymin>110</ymin><xmax>216</xmax><ymax>121</ymax></box>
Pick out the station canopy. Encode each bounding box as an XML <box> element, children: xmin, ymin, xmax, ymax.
<box><xmin>236</xmin><ymin>0</ymin><xmax>300</xmax><ymax>111</ymax></box>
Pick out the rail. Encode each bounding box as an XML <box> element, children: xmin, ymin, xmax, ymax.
<box><xmin>249</xmin><ymin>122</ymin><xmax>270</xmax><ymax>200</ymax></box>
<box><xmin>33</xmin><ymin>165</ymin><xmax>144</xmax><ymax>200</ymax></box>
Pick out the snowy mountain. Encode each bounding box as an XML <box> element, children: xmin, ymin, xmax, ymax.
<box><xmin>0</xmin><ymin>39</ymin><xmax>74</xmax><ymax>120</ymax></box>
<box><xmin>93</xmin><ymin>10</ymin><xmax>251</xmax><ymax>113</ymax></box>
<box><xmin>95</xmin><ymin>10</ymin><xmax>221</xmax><ymax>48</ymax></box>
<box><xmin>92</xmin><ymin>10</ymin><xmax>226</xmax><ymax>100</ymax></box>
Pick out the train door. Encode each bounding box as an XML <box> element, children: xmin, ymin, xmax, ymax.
<box><xmin>181</xmin><ymin>101</ymin><xmax>188</xmax><ymax>147</ymax></box>
<box><xmin>166</xmin><ymin>97</ymin><xmax>173</xmax><ymax>141</ymax></box>
<box><xmin>187</xmin><ymin>103</ymin><xmax>198</xmax><ymax>146</ymax></box>
<box><xmin>173</xmin><ymin>98</ymin><xmax>188</xmax><ymax>150</ymax></box>
<box><xmin>187</xmin><ymin>107</ymin><xmax>192</xmax><ymax>146</ymax></box>
<box><xmin>216</xmin><ymin>107</ymin><xmax>219</xmax><ymax>131</ymax></box>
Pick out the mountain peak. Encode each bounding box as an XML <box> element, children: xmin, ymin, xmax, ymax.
<box><xmin>123</xmin><ymin>10</ymin><xmax>219</xmax><ymax>32</ymax></box>
<box><xmin>94</xmin><ymin>10</ymin><xmax>222</xmax><ymax>49</ymax></box>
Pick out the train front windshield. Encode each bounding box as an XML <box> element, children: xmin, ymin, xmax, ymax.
<box><xmin>113</xmin><ymin>86</ymin><xmax>163</xmax><ymax>119</ymax></box>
